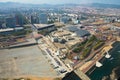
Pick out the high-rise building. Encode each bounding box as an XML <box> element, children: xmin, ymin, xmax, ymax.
<box><xmin>31</xmin><ymin>15</ymin><xmax>34</xmax><ymax>24</ymax></box>
<box><xmin>15</xmin><ymin>14</ymin><xmax>24</xmax><ymax>26</ymax></box>
<box><xmin>61</xmin><ymin>17</ymin><xmax>69</xmax><ymax>24</ymax></box>
<box><xmin>5</xmin><ymin>17</ymin><xmax>16</xmax><ymax>28</ymax></box>
<box><xmin>0</xmin><ymin>21</ymin><xmax>3</xmax><ymax>29</ymax></box>
<box><xmin>0</xmin><ymin>20</ymin><xmax>4</xmax><ymax>29</ymax></box>
<box><xmin>31</xmin><ymin>15</ymin><xmax>39</xmax><ymax>24</ymax></box>
<box><xmin>39</xmin><ymin>13</ymin><xmax>48</xmax><ymax>24</ymax></box>
<box><xmin>0</xmin><ymin>16</ymin><xmax>5</xmax><ymax>29</ymax></box>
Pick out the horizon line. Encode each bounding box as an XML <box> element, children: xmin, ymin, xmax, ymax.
<box><xmin>0</xmin><ymin>1</ymin><xmax>120</xmax><ymax>5</ymax></box>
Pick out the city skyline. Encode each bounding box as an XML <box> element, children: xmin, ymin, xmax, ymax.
<box><xmin>0</xmin><ymin>0</ymin><xmax>120</xmax><ymax>79</ymax></box>
<box><xmin>0</xmin><ymin>0</ymin><xmax>120</xmax><ymax>5</ymax></box>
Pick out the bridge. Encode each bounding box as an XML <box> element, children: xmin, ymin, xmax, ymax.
<box><xmin>74</xmin><ymin>69</ymin><xmax>91</xmax><ymax>80</ymax></box>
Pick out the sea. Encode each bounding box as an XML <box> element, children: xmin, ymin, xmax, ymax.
<box><xmin>87</xmin><ymin>41</ymin><xmax>120</xmax><ymax>80</ymax></box>
<box><xmin>63</xmin><ymin>41</ymin><xmax>120</xmax><ymax>80</ymax></box>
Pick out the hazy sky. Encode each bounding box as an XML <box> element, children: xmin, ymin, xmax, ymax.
<box><xmin>0</xmin><ymin>0</ymin><xmax>120</xmax><ymax>5</ymax></box>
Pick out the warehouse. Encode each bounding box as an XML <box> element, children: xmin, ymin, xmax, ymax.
<box><xmin>67</xmin><ymin>26</ymin><xmax>90</xmax><ymax>37</ymax></box>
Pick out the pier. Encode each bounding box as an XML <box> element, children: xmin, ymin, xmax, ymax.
<box><xmin>105</xmin><ymin>50</ymin><xmax>111</xmax><ymax>58</ymax></box>
<box><xmin>96</xmin><ymin>61</ymin><xmax>103</xmax><ymax>67</ymax></box>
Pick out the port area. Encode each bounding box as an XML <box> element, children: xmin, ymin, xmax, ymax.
<box><xmin>77</xmin><ymin>41</ymin><xmax>115</xmax><ymax>74</ymax></box>
<box><xmin>74</xmin><ymin>37</ymin><xmax>120</xmax><ymax>73</ymax></box>
<box><xmin>0</xmin><ymin>45</ymin><xmax>59</xmax><ymax>78</ymax></box>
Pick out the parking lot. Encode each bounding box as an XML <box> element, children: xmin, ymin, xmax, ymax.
<box><xmin>0</xmin><ymin>45</ymin><xmax>57</xmax><ymax>78</ymax></box>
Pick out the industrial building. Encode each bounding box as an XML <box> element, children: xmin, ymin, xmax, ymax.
<box><xmin>0</xmin><ymin>27</ymin><xmax>24</xmax><ymax>35</ymax></box>
<box><xmin>33</xmin><ymin>24</ymin><xmax>57</xmax><ymax>35</ymax></box>
<box><xmin>66</xmin><ymin>26</ymin><xmax>90</xmax><ymax>37</ymax></box>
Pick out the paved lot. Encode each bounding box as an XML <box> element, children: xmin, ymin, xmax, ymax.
<box><xmin>0</xmin><ymin>45</ymin><xmax>57</xmax><ymax>78</ymax></box>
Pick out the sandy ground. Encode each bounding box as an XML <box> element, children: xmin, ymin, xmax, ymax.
<box><xmin>103</xmin><ymin>45</ymin><xmax>113</xmax><ymax>52</ymax></box>
<box><xmin>79</xmin><ymin>61</ymin><xmax>93</xmax><ymax>71</ymax></box>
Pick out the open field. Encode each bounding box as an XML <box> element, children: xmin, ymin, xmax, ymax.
<box><xmin>0</xmin><ymin>77</ymin><xmax>61</xmax><ymax>80</ymax></box>
<box><xmin>0</xmin><ymin>45</ymin><xmax>57</xmax><ymax>78</ymax></box>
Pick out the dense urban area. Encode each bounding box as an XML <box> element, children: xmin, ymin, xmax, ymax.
<box><xmin>0</xmin><ymin>2</ymin><xmax>120</xmax><ymax>80</ymax></box>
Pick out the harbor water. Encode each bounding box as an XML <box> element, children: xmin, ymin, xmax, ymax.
<box><xmin>63</xmin><ymin>41</ymin><xmax>120</xmax><ymax>80</ymax></box>
<box><xmin>87</xmin><ymin>41</ymin><xmax>120</xmax><ymax>80</ymax></box>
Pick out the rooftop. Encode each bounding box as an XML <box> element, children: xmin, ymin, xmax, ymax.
<box><xmin>66</xmin><ymin>26</ymin><xmax>90</xmax><ymax>37</ymax></box>
<box><xmin>34</xmin><ymin>24</ymin><xmax>54</xmax><ymax>29</ymax></box>
<box><xmin>0</xmin><ymin>28</ymin><xmax>14</xmax><ymax>32</ymax></box>
<box><xmin>75</xmin><ymin>30</ymin><xmax>90</xmax><ymax>37</ymax></box>
<box><xmin>9</xmin><ymin>38</ymin><xmax>37</xmax><ymax>48</ymax></box>
<box><xmin>0</xmin><ymin>27</ymin><xmax>24</xmax><ymax>33</ymax></box>
<box><xmin>53</xmin><ymin>30</ymin><xmax>72</xmax><ymax>37</ymax></box>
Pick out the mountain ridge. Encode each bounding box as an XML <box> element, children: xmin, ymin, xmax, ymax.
<box><xmin>0</xmin><ymin>2</ymin><xmax>120</xmax><ymax>8</ymax></box>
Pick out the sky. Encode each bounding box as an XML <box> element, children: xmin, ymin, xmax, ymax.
<box><xmin>0</xmin><ymin>0</ymin><xmax>120</xmax><ymax>5</ymax></box>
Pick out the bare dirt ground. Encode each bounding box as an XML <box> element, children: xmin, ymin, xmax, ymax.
<box><xmin>0</xmin><ymin>45</ymin><xmax>58</xmax><ymax>78</ymax></box>
<box><xmin>0</xmin><ymin>76</ymin><xmax>62</xmax><ymax>80</ymax></box>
